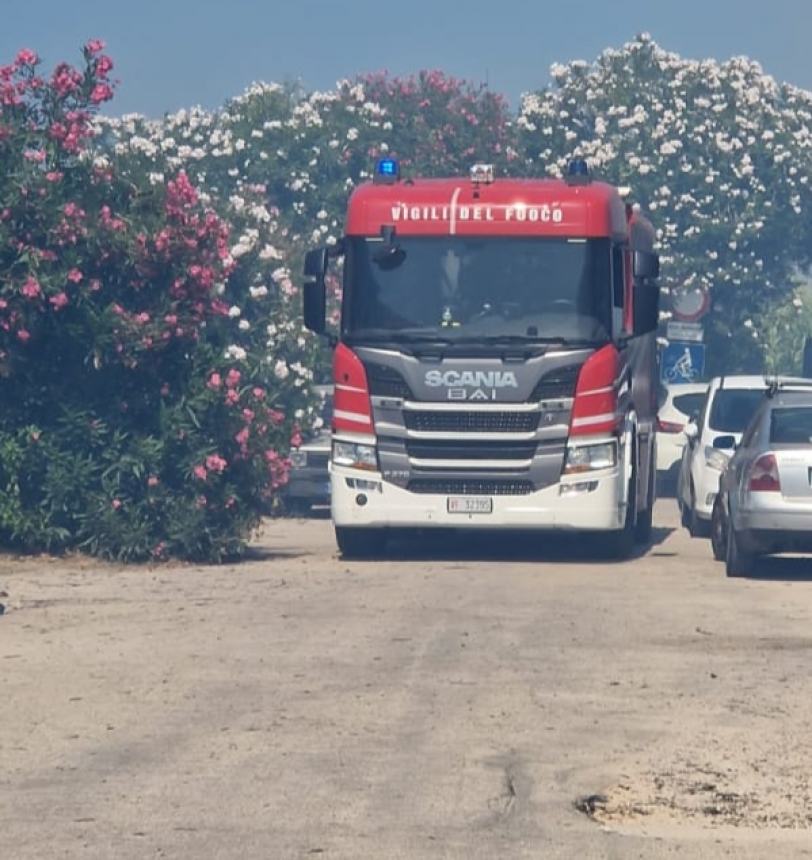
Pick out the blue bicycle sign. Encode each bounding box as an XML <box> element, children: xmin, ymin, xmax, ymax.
<box><xmin>661</xmin><ymin>342</ymin><xmax>705</xmax><ymax>384</ymax></box>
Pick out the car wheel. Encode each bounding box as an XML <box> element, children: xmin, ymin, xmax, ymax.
<box><xmin>335</xmin><ymin>526</ymin><xmax>388</xmax><ymax>559</ymax></box>
<box><xmin>710</xmin><ymin>497</ymin><xmax>727</xmax><ymax>561</ymax></box>
<box><xmin>725</xmin><ymin>525</ymin><xmax>754</xmax><ymax>577</ymax></box>
<box><xmin>687</xmin><ymin>484</ymin><xmax>710</xmax><ymax>538</ymax></box>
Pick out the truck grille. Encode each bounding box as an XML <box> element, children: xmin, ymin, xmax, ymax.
<box><xmin>531</xmin><ymin>364</ymin><xmax>580</xmax><ymax>400</ymax></box>
<box><xmin>365</xmin><ymin>362</ymin><xmax>414</xmax><ymax>399</ymax></box>
<box><xmin>404</xmin><ymin>410</ymin><xmax>539</xmax><ymax>433</ymax></box>
<box><xmin>406</xmin><ymin>440</ymin><xmax>537</xmax><ymax>460</ymax></box>
<box><xmin>407</xmin><ymin>479</ymin><xmax>534</xmax><ymax>495</ymax></box>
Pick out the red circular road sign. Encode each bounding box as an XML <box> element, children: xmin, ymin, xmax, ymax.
<box><xmin>671</xmin><ymin>288</ymin><xmax>710</xmax><ymax>322</ymax></box>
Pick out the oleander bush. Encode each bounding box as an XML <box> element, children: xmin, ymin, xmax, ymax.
<box><xmin>0</xmin><ymin>43</ymin><xmax>315</xmax><ymax>561</ymax></box>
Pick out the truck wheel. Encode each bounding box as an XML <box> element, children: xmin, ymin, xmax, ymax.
<box><xmin>634</xmin><ymin>459</ymin><xmax>655</xmax><ymax>544</ymax></box>
<box><xmin>725</xmin><ymin>526</ymin><xmax>754</xmax><ymax>577</ymax></box>
<box><xmin>604</xmin><ymin>461</ymin><xmax>637</xmax><ymax>559</ymax></box>
<box><xmin>335</xmin><ymin>526</ymin><xmax>387</xmax><ymax>559</ymax></box>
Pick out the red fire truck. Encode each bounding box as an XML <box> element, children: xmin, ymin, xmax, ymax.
<box><xmin>303</xmin><ymin>159</ymin><xmax>660</xmax><ymax>558</ymax></box>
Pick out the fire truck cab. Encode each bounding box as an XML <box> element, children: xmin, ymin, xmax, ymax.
<box><xmin>304</xmin><ymin>159</ymin><xmax>660</xmax><ymax>558</ymax></box>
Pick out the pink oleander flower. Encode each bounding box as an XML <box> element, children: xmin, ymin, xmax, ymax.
<box><xmin>95</xmin><ymin>55</ymin><xmax>114</xmax><ymax>77</ymax></box>
<box><xmin>23</xmin><ymin>149</ymin><xmax>46</xmax><ymax>163</ymax></box>
<box><xmin>16</xmin><ymin>49</ymin><xmax>38</xmax><ymax>66</ymax></box>
<box><xmin>21</xmin><ymin>276</ymin><xmax>41</xmax><ymax>299</ymax></box>
<box><xmin>89</xmin><ymin>278</ymin><xmax>101</xmax><ymax>291</ymax></box>
<box><xmin>193</xmin><ymin>464</ymin><xmax>207</xmax><ymax>480</ymax></box>
<box><xmin>67</xmin><ymin>268</ymin><xmax>83</xmax><ymax>284</ymax></box>
<box><xmin>111</xmin><ymin>498</ymin><xmax>122</xmax><ymax>510</ymax></box>
<box><xmin>225</xmin><ymin>369</ymin><xmax>241</xmax><ymax>388</ymax></box>
<box><xmin>225</xmin><ymin>389</ymin><xmax>240</xmax><ymax>406</ymax></box>
<box><xmin>207</xmin><ymin>372</ymin><xmax>222</xmax><ymax>390</ymax></box>
<box><xmin>235</xmin><ymin>427</ymin><xmax>250</xmax><ymax>448</ymax></box>
<box><xmin>17</xmin><ymin>329</ymin><xmax>31</xmax><ymax>343</ymax></box>
<box><xmin>252</xmin><ymin>387</ymin><xmax>265</xmax><ymax>400</ymax></box>
<box><xmin>89</xmin><ymin>83</ymin><xmax>114</xmax><ymax>104</ymax></box>
<box><xmin>242</xmin><ymin>408</ymin><xmax>255</xmax><ymax>423</ymax></box>
<box><xmin>147</xmin><ymin>475</ymin><xmax>159</xmax><ymax>487</ymax></box>
<box><xmin>45</xmin><ymin>171</ymin><xmax>63</xmax><ymax>183</ymax></box>
<box><xmin>290</xmin><ymin>430</ymin><xmax>303</xmax><ymax>448</ymax></box>
<box><xmin>49</xmin><ymin>292</ymin><xmax>69</xmax><ymax>310</ymax></box>
<box><xmin>85</xmin><ymin>39</ymin><xmax>106</xmax><ymax>54</ymax></box>
<box><xmin>135</xmin><ymin>312</ymin><xmax>150</xmax><ymax>324</ymax></box>
<box><xmin>205</xmin><ymin>454</ymin><xmax>228</xmax><ymax>473</ymax></box>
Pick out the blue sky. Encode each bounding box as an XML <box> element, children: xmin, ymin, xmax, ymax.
<box><xmin>3</xmin><ymin>0</ymin><xmax>811</xmax><ymax>115</ymax></box>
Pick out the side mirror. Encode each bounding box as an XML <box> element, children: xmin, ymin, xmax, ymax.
<box><xmin>712</xmin><ymin>435</ymin><xmax>736</xmax><ymax>450</ymax></box>
<box><xmin>633</xmin><ymin>281</ymin><xmax>660</xmax><ymax>336</ymax></box>
<box><xmin>633</xmin><ymin>250</ymin><xmax>660</xmax><ymax>280</ymax></box>
<box><xmin>303</xmin><ymin>248</ymin><xmax>328</xmax><ymax>334</ymax></box>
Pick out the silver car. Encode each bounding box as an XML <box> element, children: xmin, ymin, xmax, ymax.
<box><xmin>711</xmin><ymin>381</ymin><xmax>812</xmax><ymax>576</ymax></box>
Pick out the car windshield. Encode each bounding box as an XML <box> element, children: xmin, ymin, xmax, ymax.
<box><xmin>342</xmin><ymin>236</ymin><xmax>612</xmax><ymax>344</ymax></box>
<box><xmin>708</xmin><ymin>388</ymin><xmax>766</xmax><ymax>433</ymax></box>
<box><xmin>770</xmin><ymin>406</ymin><xmax>812</xmax><ymax>444</ymax></box>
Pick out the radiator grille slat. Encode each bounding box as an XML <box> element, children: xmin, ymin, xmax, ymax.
<box><xmin>404</xmin><ymin>411</ymin><xmax>539</xmax><ymax>433</ymax></box>
<box><xmin>407</xmin><ymin>479</ymin><xmax>533</xmax><ymax>495</ymax></box>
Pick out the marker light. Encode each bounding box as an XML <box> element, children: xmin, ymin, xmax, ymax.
<box><xmin>374</xmin><ymin>157</ymin><xmax>400</xmax><ymax>184</ymax></box>
<box><xmin>470</xmin><ymin>163</ymin><xmax>494</xmax><ymax>184</ymax></box>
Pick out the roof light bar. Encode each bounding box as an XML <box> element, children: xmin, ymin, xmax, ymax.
<box><xmin>373</xmin><ymin>157</ymin><xmax>400</xmax><ymax>184</ymax></box>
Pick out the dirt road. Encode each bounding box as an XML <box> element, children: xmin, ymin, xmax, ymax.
<box><xmin>2</xmin><ymin>501</ymin><xmax>812</xmax><ymax>859</ymax></box>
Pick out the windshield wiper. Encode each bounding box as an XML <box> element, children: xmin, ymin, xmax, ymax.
<box><xmin>452</xmin><ymin>335</ymin><xmax>603</xmax><ymax>347</ymax></box>
<box><xmin>346</xmin><ymin>330</ymin><xmax>454</xmax><ymax>346</ymax></box>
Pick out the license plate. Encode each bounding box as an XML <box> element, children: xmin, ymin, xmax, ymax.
<box><xmin>447</xmin><ymin>496</ymin><xmax>493</xmax><ymax>514</ymax></box>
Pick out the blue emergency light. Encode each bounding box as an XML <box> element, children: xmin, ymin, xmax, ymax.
<box><xmin>565</xmin><ymin>158</ymin><xmax>592</xmax><ymax>185</ymax></box>
<box><xmin>373</xmin><ymin>157</ymin><xmax>400</xmax><ymax>184</ymax></box>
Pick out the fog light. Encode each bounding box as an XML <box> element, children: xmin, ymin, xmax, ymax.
<box><xmin>559</xmin><ymin>480</ymin><xmax>599</xmax><ymax>496</ymax></box>
<box><xmin>356</xmin><ymin>493</ymin><xmax>368</xmax><ymax>507</ymax></box>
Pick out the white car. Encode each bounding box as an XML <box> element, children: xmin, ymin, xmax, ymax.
<box><xmin>677</xmin><ymin>375</ymin><xmax>769</xmax><ymax>536</ymax></box>
<box><xmin>656</xmin><ymin>382</ymin><xmax>707</xmax><ymax>486</ymax></box>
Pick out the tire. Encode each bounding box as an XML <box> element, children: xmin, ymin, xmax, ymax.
<box><xmin>725</xmin><ymin>525</ymin><xmax>755</xmax><ymax>577</ymax></box>
<box><xmin>687</xmin><ymin>484</ymin><xmax>710</xmax><ymax>538</ymax></box>
<box><xmin>604</xmin><ymin>457</ymin><xmax>637</xmax><ymax>559</ymax></box>
<box><xmin>710</xmin><ymin>498</ymin><xmax>726</xmax><ymax>561</ymax></box>
<box><xmin>634</xmin><ymin>459</ymin><xmax>655</xmax><ymax>544</ymax></box>
<box><xmin>335</xmin><ymin>526</ymin><xmax>387</xmax><ymax>559</ymax></box>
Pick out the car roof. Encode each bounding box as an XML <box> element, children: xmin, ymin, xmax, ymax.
<box><xmin>767</xmin><ymin>390</ymin><xmax>812</xmax><ymax>407</ymax></box>
<box><xmin>708</xmin><ymin>375</ymin><xmax>769</xmax><ymax>390</ymax></box>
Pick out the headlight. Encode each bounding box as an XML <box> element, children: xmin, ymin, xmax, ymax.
<box><xmin>704</xmin><ymin>446</ymin><xmax>730</xmax><ymax>471</ymax></box>
<box><xmin>290</xmin><ymin>450</ymin><xmax>308</xmax><ymax>469</ymax></box>
<box><xmin>563</xmin><ymin>441</ymin><xmax>617</xmax><ymax>474</ymax></box>
<box><xmin>332</xmin><ymin>440</ymin><xmax>378</xmax><ymax>471</ymax></box>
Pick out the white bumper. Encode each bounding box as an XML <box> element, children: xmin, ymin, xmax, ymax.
<box><xmin>331</xmin><ymin>465</ymin><xmax>626</xmax><ymax>531</ymax></box>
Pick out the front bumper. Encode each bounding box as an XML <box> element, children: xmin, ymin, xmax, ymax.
<box><xmin>331</xmin><ymin>465</ymin><xmax>626</xmax><ymax>531</ymax></box>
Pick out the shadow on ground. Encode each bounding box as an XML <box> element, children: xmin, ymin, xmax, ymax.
<box><xmin>735</xmin><ymin>554</ymin><xmax>812</xmax><ymax>583</ymax></box>
<box><xmin>374</xmin><ymin>525</ymin><xmax>676</xmax><ymax>565</ymax></box>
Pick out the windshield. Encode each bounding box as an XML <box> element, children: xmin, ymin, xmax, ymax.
<box><xmin>342</xmin><ymin>236</ymin><xmax>612</xmax><ymax>344</ymax></box>
<box><xmin>708</xmin><ymin>388</ymin><xmax>766</xmax><ymax>433</ymax></box>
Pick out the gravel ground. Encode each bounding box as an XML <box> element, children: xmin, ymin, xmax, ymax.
<box><xmin>1</xmin><ymin>500</ymin><xmax>811</xmax><ymax>859</ymax></box>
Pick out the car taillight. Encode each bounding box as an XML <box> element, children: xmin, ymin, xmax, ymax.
<box><xmin>656</xmin><ymin>417</ymin><xmax>684</xmax><ymax>433</ymax></box>
<box><xmin>570</xmin><ymin>345</ymin><xmax>621</xmax><ymax>437</ymax></box>
<box><xmin>332</xmin><ymin>343</ymin><xmax>373</xmax><ymax>435</ymax></box>
<box><xmin>748</xmin><ymin>453</ymin><xmax>781</xmax><ymax>492</ymax></box>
